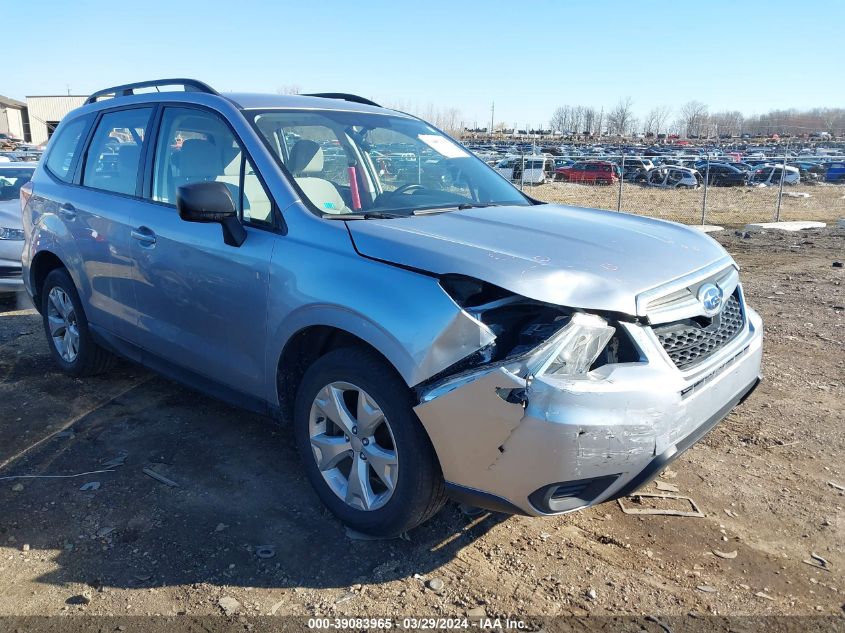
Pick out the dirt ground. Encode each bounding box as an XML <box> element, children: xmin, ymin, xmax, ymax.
<box><xmin>530</xmin><ymin>181</ymin><xmax>845</xmax><ymax>225</ymax></box>
<box><xmin>0</xmin><ymin>226</ymin><xmax>843</xmax><ymax>624</ymax></box>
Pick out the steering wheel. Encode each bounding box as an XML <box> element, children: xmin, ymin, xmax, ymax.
<box><xmin>381</xmin><ymin>183</ymin><xmax>426</xmax><ymax>203</ymax></box>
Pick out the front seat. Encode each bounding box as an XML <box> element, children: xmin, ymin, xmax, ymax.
<box><xmin>288</xmin><ymin>140</ymin><xmax>347</xmax><ymax>214</ymax></box>
<box><xmin>177</xmin><ymin>139</ymin><xmax>222</xmax><ymax>185</ymax></box>
<box><xmin>114</xmin><ymin>144</ymin><xmax>141</xmax><ymax>195</ymax></box>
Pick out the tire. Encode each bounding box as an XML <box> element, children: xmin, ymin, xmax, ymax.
<box><xmin>40</xmin><ymin>268</ymin><xmax>115</xmax><ymax>376</ymax></box>
<box><xmin>293</xmin><ymin>347</ymin><xmax>447</xmax><ymax>536</ymax></box>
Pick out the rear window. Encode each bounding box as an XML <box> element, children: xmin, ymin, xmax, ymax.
<box><xmin>44</xmin><ymin>116</ymin><xmax>89</xmax><ymax>182</ymax></box>
<box><xmin>82</xmin><ymin>108</ymin><xmax>153</xmax><ymax>196</ymax></box>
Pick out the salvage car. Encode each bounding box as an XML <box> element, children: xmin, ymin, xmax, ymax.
<box><xmin>696</xmin><ymin>163</ymin><xmax>748</xmax><ymax>187</ymax></box>
<box><xmin>0</xmin><ymin>163</ymin><xmax>35</xmax><ymax>301</ymax></box>
<box><xmin>493</xmin><ymin>157</ymin><xmax>517</xmax><ymax>181</ymax></box>
<box><xmin>749</xmin><ymin>164</ymin><xmax>800</xmax><ymax>186</ymax></box>
<box><xmin>20</xmin><ymin>79</ymin><xmax>763</xmax><ymax>535</ymax></box>
<box><xmin>554</xmin><ymin>161</ymin><xmax>619</xmax><ymax>184</ymax></box>
<box><xmin>512</xmin><ymin>155</ymin><xmax>555</xmax><ymax>185</ymax></box>
<box><xmin>645</xmin><ymin>166</ymin><xmax>702</xmax><ymax>188</ymax></box>
<box><xmin>824</xmin><ymin>161</ymin><xmax>845</xmax><ymax>183</ymax></box>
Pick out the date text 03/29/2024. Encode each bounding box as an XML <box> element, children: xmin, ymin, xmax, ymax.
<box><xmin>307</xmin><ymin>617</ymin><xmax>528</xmax><ymax>630</ymax></box>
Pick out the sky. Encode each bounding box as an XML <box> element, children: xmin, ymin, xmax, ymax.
<box><xmin>5</xmin><ymin>0</ymin><xmax>843</xmax><ymax>129</ymax></box>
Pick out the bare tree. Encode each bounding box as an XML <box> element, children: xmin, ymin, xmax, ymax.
<box><xmin>642</xmin><ymin>108</ymin><xmax>660</xmax><ymax>136</ymax></box>
<box><xmin>680</xmin><ymin>100</ymin><xmax>709</xmax><ymax>138</ymax></box>
<box><xmin>276</xmin><ymin>84</ymin><xmax>301</xmax><ymax>95</ymax></box>
<box><xmin>572</xmin><ymin>106</ymin><xmax>584</xmax><ymax>136</ymax></box>
<box><xmin>550</xmin><ymin>106</ymin><xmax>569</xmax><ymax>134</ymax></box>
<box><xmin>583</xmin><ymin>107</ymin><xmax>597</xmax><ymax>136</ymax></box>
<box><xmin>654</xmin><ymin>105</ymin><xmax>672</xmax><ymax>136</ymax></box>
<box><xmin>607</xmin><ymin>97</ymin><xmax>635</xmax><ymax>136</ymax></box>
<box><xmin>711</xmin><ymin>110</ymin><xmax>744</xmax><ymax>137</ymax></box>
<box><xmin>382</xmin><ymin>101</ymin><xmax>463</xmax><ymax>135</ymax></box>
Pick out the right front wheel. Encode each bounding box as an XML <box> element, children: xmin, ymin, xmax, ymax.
<box><xmin>293</xmin><ymin>347</ymin><xmax>446</xmax><ymax>536</ymax></box>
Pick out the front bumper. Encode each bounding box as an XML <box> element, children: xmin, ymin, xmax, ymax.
<box><xmin>414</xmin><ymin>306</ymin><xmax>764</xmax><ymax>516</ymax></box>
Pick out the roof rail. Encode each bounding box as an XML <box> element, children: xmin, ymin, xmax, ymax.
<box><xmin>85</xmin><ymin>78</ymin><xmax>219</xmax><ymax>105</ymax></box>
<box><xmin>303</xmin><ymin>93</ymin><xmax>381</xmax><ymax>108</ymax></box>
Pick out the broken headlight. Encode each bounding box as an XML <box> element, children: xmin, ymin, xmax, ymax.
<box><xmin>524</xmin><ymin>313</ymin><xmax>616</xmax><ymax>377</ymax></box>
<box><xmin>435</xmin><ymin>274</ymin><xmax>633</xmax><ymax>386</ymax></box>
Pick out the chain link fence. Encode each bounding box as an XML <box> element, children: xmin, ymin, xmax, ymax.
<box><xmin>493</xmin><ymin>153</ymin><xmax>845</xmax><ymax>225</ymax></box>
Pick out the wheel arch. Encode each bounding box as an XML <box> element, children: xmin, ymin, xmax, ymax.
<box><xmin>274</xmin><ymin>322</ymin><xmax>414</xmax><ymax>426</ymax></box>
<box><xmin>29</xmin><ymin>250</ymin><xmax>70</xmax><ymax>313</ymax></box>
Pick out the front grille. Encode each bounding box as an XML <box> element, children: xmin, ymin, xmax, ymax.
<box><xmin>653</xmin><ymin>292</ymin><xmax>744</xmax><ymax>370</ymax></box>
<box><xmin>0</xmin><ymin>266</ymin><xmax>22</xmax><ymax>279</ymax></box>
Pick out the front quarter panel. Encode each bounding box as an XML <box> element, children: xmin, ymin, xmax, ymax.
<box><xmin>265</xmin><ymin>211</ymin><xmax>494</xmax><ymax>402</ymax></box>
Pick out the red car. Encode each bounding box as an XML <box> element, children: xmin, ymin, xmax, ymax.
<box><xmin>554</xmin><ymin>161</ymin><xmax>620</xmax><ymax>185</ymax></box>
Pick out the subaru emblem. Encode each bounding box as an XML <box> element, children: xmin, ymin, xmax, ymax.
<box><xmin>698</xmin><ymin>283</ymin><xmax>723</xmax><ymax>316</ymax></box>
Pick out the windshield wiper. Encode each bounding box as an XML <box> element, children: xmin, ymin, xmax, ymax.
<box><xmin>457</xmin><ymin>203</ymin><xmax>496</xmax><ymax>210</ymax></box>
<box><xmin>411</xmin><ymin>202</ymin><xmax>499</xmax><ymax>214</ymax></box>
<box><xmin>323</xmin><ymin>211</ymin><xmax>407</xmax><ymax>220</ymax></box>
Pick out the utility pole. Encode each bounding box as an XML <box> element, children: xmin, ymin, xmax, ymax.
<box><xmin>490</xmin><ymin>102</ymin><xmax>495</xmax><ymax>141</ymax></box>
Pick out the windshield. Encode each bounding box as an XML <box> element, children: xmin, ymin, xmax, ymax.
<box><xmin>250</xmin><ymin>110</ymin><xmax>530</xmax><ymax>216</ymax></box>
<box><xmin>0</xmin><ymin>168</ymin><xmax>34</xmax><ymax>200</ymax></box>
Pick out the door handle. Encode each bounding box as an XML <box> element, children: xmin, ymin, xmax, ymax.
<box><xmin>59</xmin><ymin>203</ymin><xmax>77</xmax><ymax>220</ymax></box>
<box><xmin>130</xmin><ymin>227</ymin><xmax>157</xmax><ymax>245</ymax></box>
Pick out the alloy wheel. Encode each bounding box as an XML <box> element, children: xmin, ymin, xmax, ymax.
<box><xmin>46</xmin><ymin>287</ymin><xmax>79</xmax><ymax>363</ymax></box>
<box><xmin>308</xmin><ymin>381</ymin><xmax>398</xmax><ymax>511</ymax></box>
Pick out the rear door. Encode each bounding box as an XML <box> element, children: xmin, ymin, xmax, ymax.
<box><xmin>126</xmin><ymin>105</ymin><xmax>279</xmax><ymax>398</ymax></box>
<box><xmin>50</xmin><ymin>107</ymin><xmax>154</xmax><ymax>340</ymax></box>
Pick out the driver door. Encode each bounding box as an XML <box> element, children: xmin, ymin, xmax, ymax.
<box><xmin>127</xmin><ymin>106</ymin><xmax>279</xmax><ymax>399</ymax></box>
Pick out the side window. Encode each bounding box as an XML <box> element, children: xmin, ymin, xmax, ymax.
<box><xmin>44</xmin><ymin>116</ymin><xmax>88</xmax><ymax>182</ymax></box>
<box><xmin>152</xmin><ymin>107</ymin><xmax>240</xmax><ymax>205</ymax></box>
<box><xmin>152</xmin><ymin>107</ymin><xmax>274</xmax><ymax>227</ymax></box>
<box><xmin>82</xmin><ymin>108</ymin><xmax>152</xmax><ymax>195</ymax></box>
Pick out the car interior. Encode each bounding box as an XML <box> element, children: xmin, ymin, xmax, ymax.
<box><xmin>153</xmin><ymin>111</ymin><xmax>273</xmax><ymax>225</ymax></box>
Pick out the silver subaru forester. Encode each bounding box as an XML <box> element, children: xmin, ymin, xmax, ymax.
<box><xmin>20</xmin><ymin>79</ymin><xmax>762</xmax><ymax>535</ymax></box>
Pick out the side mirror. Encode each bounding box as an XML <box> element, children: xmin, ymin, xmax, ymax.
<box><xmin>176</xmin><ymin>181</ymin><xmax>246</xmax><ymax>247</ymax></box>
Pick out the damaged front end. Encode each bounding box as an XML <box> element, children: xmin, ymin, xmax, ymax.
<box><xmin>414</xmin><ymin>274</ymin><xmax>763</xmax><ymax>516</ymax></box>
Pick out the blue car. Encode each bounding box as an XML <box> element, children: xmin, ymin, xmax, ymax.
<box><xmin>824</xmin><ymin>161</ymin><xmax>845</xmax><ymax>184</ymax></box>
<box><xmin>19</xmin><ymin>78</ymin><xmax>763</xmax><ymax>536</ymax></box>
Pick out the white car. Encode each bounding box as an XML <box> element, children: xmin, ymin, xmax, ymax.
<box><xmin>645</xmin><ymin>166</ymin><xmax>702</xmax><ymax>189</ymax></box>
<box><xmin>749</xmin><ymin>164</ymin><xmax>800</xmax><ymax>186</ymax></box>
<box><xmin>0</xmin><ymin>163</ymin><xmax>35</xmax><ymax>300</ymax></box>
<box><xmin>519</xmin><ymin>156</ymin><xmax>555</xmax><ymax>185</ymax></box>
<box><xmin>493</xmin><ymin>157</ymin><xmax>517</xmax><ymax>181</ymax></box>
<box><xmin>494</xmin><ymin>155</ymin><xmax>553</xmax><ymax>185</ymax></box>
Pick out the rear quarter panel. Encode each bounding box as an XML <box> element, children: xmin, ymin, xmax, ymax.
<box><xmin>22</xmin><ymin>171</ymin><xmax>80</xmax><ymax>303</ymax></box>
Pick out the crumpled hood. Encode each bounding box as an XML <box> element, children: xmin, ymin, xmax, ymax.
<box><xmin>347</xmin><ymin>204</ymin><xmax>733</xmax><ymax>316</ymax></box>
